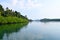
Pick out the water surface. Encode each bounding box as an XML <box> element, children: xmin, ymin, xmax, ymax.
<box><xmin>1</xmin><ymin>22</ymin><xmax>60</xmax><ymax>40</ymax></box>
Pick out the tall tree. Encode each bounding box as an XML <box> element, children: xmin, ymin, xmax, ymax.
<box><xmin>0</xmin><ymin>4</ymin><xmax>4</xmax><ymax>11</ymax></box>
<box><xmin>0</xmin><ymin>4</ymin><xmax>4</xmax><ymax>16</ymax></box>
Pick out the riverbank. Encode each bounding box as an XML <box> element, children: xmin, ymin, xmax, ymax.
<box><xmin>0</xmin><ymin>4</ymin><xmax>29</xmax><ymax>24</ymax></box>
<box><xmin>0</xmin><ymin>16</ymin><xmax>29</xmax><ymax>24</ymax></box>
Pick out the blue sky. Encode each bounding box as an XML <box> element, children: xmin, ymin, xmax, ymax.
<box><xmin>0</xmin><ymin>0</ymin><xmax>60</xmax><ymax>20</ymax></box>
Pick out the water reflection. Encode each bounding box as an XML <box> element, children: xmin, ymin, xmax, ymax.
<box><xmin>0</xmin><ymin>23</ymin><xmax>28</xmax><ymax>40</ymax></box>
<box><xmin>1</xmin><ymin>22</ymin><xmax>60</xmax><ymax>40</ymax></box>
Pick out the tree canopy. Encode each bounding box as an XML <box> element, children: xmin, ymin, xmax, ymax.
<box><xmin>0</xmin><ymin>4</ymin><xmax>28</xmax><ymax>24</ymax></box>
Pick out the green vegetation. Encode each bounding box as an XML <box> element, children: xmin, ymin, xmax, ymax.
<box><xmin>0</xmin><ymin>22</ymin><xmax>28</xmax><ymax>39</ymax></box>
<box><xmin>0</xmin><ymin>4</ymin><xmax>29</xmax><ymax>24</ymax></box>
<box><xmin>40</xmin><ymin>18</ymin><xmax>60</xmax><ymax>22</ymax></box>
<box><xmin>0</xmin><ymin>4</ymin><xmax>29</xmax><ymax>40</ymax></box>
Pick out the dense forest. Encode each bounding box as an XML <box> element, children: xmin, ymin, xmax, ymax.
<box><xmin>0</xmin><ymin>4</ymin><xmax>29</xmax><ymax>24</ymax></box>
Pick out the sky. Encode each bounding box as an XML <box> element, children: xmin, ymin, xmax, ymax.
<box><xmin>0</xmin><ymin>0</ymin><xmax>60</xmax><ymax>20</ymax></box>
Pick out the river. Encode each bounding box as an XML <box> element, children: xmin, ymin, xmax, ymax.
<box><xmin>1</xmin><ymin>21</ymin><xmax>60</xmax><ymax>40</ymax></box>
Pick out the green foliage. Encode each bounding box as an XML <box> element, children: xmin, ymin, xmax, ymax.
<box><xmin>0</xmin><ymin>4</ymin><xmax>29</xmax><ymax>24</ymax></box>
<box><xmin>0</xmin><ymin>5</ymin><xmax>4</xmax><ymax>11</ymax></box>
<box><xmin>0</xmin><ymin>16</ymin><xmax>28</xmax><ymax>24</ymax></box>
<box><xmin>0</xmin><ymin>4</ymin><xmax>29</xmax><ymax>40</ymax></box>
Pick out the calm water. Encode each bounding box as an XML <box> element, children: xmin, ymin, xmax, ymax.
<box><xmin>1</xmin><ymin>22</ymin><xmax>60</xmax><ymax>40</ymax></box>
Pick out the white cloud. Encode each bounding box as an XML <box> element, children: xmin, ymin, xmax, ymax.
<box><xmin>26</xmin><ymin>0</ymin><xmax>42</xmax><ymax>8</ymax></box>
<box><xmin>11</xmin><ymin>0</ymin><xmax>42</xmax><ymax>9</ymax></box>
<box><xmin>12</xmin><ymin>0</ymin><xmax>18</xmax><ymax>6</ymax></box>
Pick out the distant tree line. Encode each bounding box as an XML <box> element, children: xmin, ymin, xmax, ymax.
<box><xmin>40</xmin><ymin>18</ymin><xmax>60</xmax><ymax>22</ymax></box>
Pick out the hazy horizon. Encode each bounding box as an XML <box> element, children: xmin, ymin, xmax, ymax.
<box><xmin>0</xmin><ymin>0</ymin><xmax>60</xmax><ymax>20</ymax></box>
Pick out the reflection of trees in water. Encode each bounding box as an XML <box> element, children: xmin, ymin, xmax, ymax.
<box><xmin>0</xmin><ymin>22</ymin><xmax>28</xmax><ymax>39</ymax></box>
<box><xmin>40</xmin><ymin>21</ymin><xmax>50</xmax><ymax>24</ymax></box>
